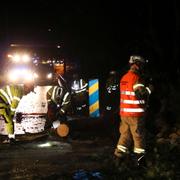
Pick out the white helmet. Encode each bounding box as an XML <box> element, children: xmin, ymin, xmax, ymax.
<box><xmin>129</xmin><ymin>55</ymin><xmax>145</xmax><ymax>64</ymax></box>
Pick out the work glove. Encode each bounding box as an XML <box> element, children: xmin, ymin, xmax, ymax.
<box><xmin>16</xmin><ymin>112</ymin><xmax>23</xmax><ymax>123</ymax></box>
<box><xmin>52</xmin><ymin>120</ymin><xmax>60</xmax><ymax>129</ymax></box>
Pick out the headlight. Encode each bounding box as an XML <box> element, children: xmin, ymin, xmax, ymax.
<box><xmin>7</xmin><ymin>68</ymin><xmax>34</xmax><ymax>82</ymax></box>
<box><xmin>13</xmin><ymin>54</ymin><xmax>21</xmax><ymax>62</ymax></box>
<box><xmin>34</xmin><ymin>73</ymin><xmax>39</xmax><ymax>79</ymax></box>
<box><xmin>8</xmin><ymin>53</ymin><xmax>31</xmax><ymax>63</ymax></box>
<box><xmin>22</xmin><ymin>54</ymin><xmax>30</xmax><ymax>63</ymax></box>
<box><xmin>24</xmin><ymin>71</ymin><xmax>34</xmax><ymax>81</ymax></box>
<box><xmin>8</xmin><ymin>72</ymin><xmax>18</xmax><ymax>82</ymax></box>
<box><xmin>47</xmin><ymin>73</ymin><xmax>52</xmax><ymax>79</ymax></box>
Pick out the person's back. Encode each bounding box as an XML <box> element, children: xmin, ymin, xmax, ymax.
<box><xmin>114</xmin><ymin>55</ymin><xmax>153</xmax><ymax>167</ymax></box>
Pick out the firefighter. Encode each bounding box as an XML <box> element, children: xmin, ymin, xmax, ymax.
<box><xmin>105</xmin><ymin>70</ymin><xmax>119</xmax><ymax>114</ymax></box>
<box><xmin>114</xmin><ymin>55</ymin><xmax>153</xmax><ymax>166</ymax></box>
<box><xmin>46</xmin><ymin>74</ymin><xmax>71</xmax><ymax>137</ymax></box>
<box><xmin>71</xmin><ymin>73</ymin><xmax>88</xmax><ymax>116</ymax></box>
<box><xmin>0</xmin><ymin>82</ymin><xmax>34</xmax><ymax>143</ymax></box>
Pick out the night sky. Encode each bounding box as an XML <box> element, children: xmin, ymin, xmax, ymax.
<box><xmin>0</xmin><ymin>0</ymin><xmax>180</xmax><ymax>78</ymax></box>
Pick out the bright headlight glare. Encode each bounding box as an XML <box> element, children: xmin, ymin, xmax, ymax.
<box><xmin>47</xmin><ymin>73</ymin><xmax>52</xmax><ymax>79</ymax></box>
<box><xmin>8</xmin><ymin>72</ymin><xmax>18</xmax><ymax>81</ymax></box>
<box><xmin>24</xmin><ymin>72</ymin><xmax>34</xmax><ymax>81</ymax></box>
<box><xmin>7</xmin><ymin>68</ymin><xmax>34</xmax><ymax>82</ymax></box>
<box><xmin>22</xmin><ymin>54</ymin><xmax>30</xmax><ymax>63</ymax></box>
<box><xmin>13</xmin><ymin>54</ymin><xmax>21</xmax><ymax>62</ymax></box>
<box><xmin>34</xmin><ymin>73</ymin><xmax>39</xmax><ymax>78</ymax></box>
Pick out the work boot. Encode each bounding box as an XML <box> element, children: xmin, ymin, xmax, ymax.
<box><xmin>114</xmin><ymin>149</ymin><xmax>129</xmax><ymax>167</ymax></box>
<box><xmin>114</xmin><ymin>148</ymin><xmax>125</xmax><ymax>159</ymax></box>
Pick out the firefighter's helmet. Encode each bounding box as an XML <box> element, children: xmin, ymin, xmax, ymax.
<box><xmin>129</xmin><ymin>55</ymin><xmax>145</xmax><ymax>64</ymax></box>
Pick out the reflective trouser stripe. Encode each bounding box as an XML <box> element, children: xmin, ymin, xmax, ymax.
<box><xmin>134</xmin><ymin>147</ymin><xmax>145</xmax><ymax>154</ymax></box>
<box><xmin>117</xmin><ymin>145</ymin><xmax>128</xmax><ymax>153</ymax></box>
<box><xmin>118</xmin><ymin>117</ymin><xmax>145</xmax><ymax>153</ymax></box>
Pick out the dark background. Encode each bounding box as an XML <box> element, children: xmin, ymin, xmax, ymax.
<box><xmin>0</xmin><ymin>0</ymin><xmax>180</xmax><ymax>78</ymax></box>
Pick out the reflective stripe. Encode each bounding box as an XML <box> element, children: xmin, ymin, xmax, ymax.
<box><xmin>121</xmin><ymin>91</ymin><xmax>135</xmax><ymax>96</ymax></box>
<box><xmin>134</xmin><ymin>147</ymin><xmax>145</xmax><ymax>154</ymax></box>
<box><xmin>117</xmin><ymin>145</ymin><xmax>128</xmax><ymax>153</ymax></box>
<box><xmin>71</xmin><ymin>79</ymin><xmax>88</xmax><ymax>91</ymax></box>
<box><xmin>133</xmin><ymin>83</ymin><xmax>145</xmax><ymax>90</ymax></box>
<box><xmin>121</xmin><ymin>108</ymin><xmax>144</xmax><ymax>112</ymax></box>
<box><xmin>61</xmin><ymin>92</ymin><xmax>70</xmax><ymax>106</ymax></box>
<box><xmin>75</xmin><ymin>88</ymin><xmax>86</xmax><ymax>93</ymax></box>
<box><xmin>52</xmin><ymin>86</ymin><xmax>58</xmax><ymax>101</ymax></box>
<box><xmin>146</xmin><ymin>87</ymin><xmax>151</xmax><ymax>94</ymax></box>
<box><xmin>77</xmin><ymin>107</ymin><xmax>82</xmax><ymax>110</ymax></box>
<box><xmin>71</xmin><ymin>81</ymin><xmax>79</xmax><ymax>90</ymax></box>
<box><xmin>106</xmin><ymin>106</ymin><xmax>112</xmax><ymax>110</ymax></box>
<box><xmin>6</xmin><ymin>86</ymin><xmax>13</xmax><ymax>101</ymax></box>
<box><xmin>80</xmin><ymin>79</ymin><xmax>83</xmax><ymax>88</ymax></box>
<box><xmin>63</xmin><ymin>92</ymin><xmax>69</xmax><ymax>102</ymax></box>
<box><xmin>62</xmin><ymin>101</ymin><xmax>70</xmax><ymax>105</ymax></box>
<box><xmin>121</xmin><ymin>99</ymin><xmax>145</xmax><ymax>104</ymax></box>
<box><xmin>10</xmin><ymin>107</ymin><xmax>16</xmax><ymax>112</ymax></box>
<box><xmin>81</xmin><ymin>82</ymin><xmax>88</xmax><ymax>89</ymax></box>
<box><xmin>60</xmin><ymin>109</ymin><xmax>65</xmax><ymax>113</ymax></box>
<box><xmin>72</xmin><ymin>80</ymin><xmax>87</xmax><ymax>92</ymax></box>
<box><xmin>13</xmin><ymin>96</ymin><xmax>21</xmax><ymax>102</ymax></box>
<box><xmin>0</xmin><ymin>89</ymin><xmax>11</xmax><ymax>105</ymax></box>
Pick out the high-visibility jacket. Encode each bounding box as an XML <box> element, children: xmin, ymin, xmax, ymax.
<box><xmin>0</xmin><ymin>85</ymin><xmax>23</xmax><ymax>116</ymax></box>
<box><xmin>120</xmin><ymin>70</ymin><xmax>151</xmax><ymax>117</ymax></box>
<box><xmin>46</xmin><ymin>86</ymin><xmax>71</xmax><ymax>114</ymax></box>
<box><xmin>71</xmin><ymin>79</ymin><xmax>88</xmax><ymax>94</ymax></box>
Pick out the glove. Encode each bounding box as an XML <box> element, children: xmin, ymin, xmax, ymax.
<box><xmin>16</xmin><ymin>112</ymin><xmax>23</xmax><ymax>123</ymax></box>
<box><xmin>52</xmin><ymin>120</ymin><xmax>60</xmax><ymax>129</ymax></box>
